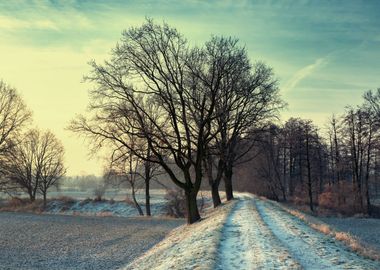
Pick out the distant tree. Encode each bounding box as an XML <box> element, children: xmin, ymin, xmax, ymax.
<box><xmin>105</xmin><ymin>146</ymin><xmax>144</xmax><ymax>216</ymax></box>
<box><xmin>255</xmin><ymin>125</ymin><xmax>287</xmax><ymax>201</ymax></box>
<box><xmin>363</xmin><ymin>88</ymin><xmax>380</xmax><ymax>118</ymax></box>
<box><xmin>0</xmin><ymin>81</ymin><xmax>32</xmax><ymax>193</ymax></box>
<box><xmin>103</xmin><ymin>127</ymin><xmax>162</xmax><ymax>216</ymax></box>
<box><xmin>4</xmin><ymin>129</ymin><xmax>65</xmax><ymax>205</ymax></box>
<box><xmin>37</xmin><ymin>131</ymin><xmax>66</xmax><ymax>206</ymax></box>
<box><xmin>326</xmin><ymin>114</ymin><xmax>343</xmax><ymax>185</ymax></box>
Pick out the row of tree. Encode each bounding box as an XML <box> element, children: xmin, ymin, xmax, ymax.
<box><xmin>247</xmin><ymin>88</ymin><xmax>380</xmax><ymax>215</ymax></box>
<box><xmin>69</xmin><ymin>19</ymin><xmax>283</xmax><ymax>224</ymax></box>
<box><xmin>0</xmin><ymin>81</ymin><xmax>66</xmax><ymax>206</ymax></box>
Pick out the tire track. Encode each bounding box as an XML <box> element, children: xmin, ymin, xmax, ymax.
<box><xmin>216</xmin><ymin>197</ymin><xmax>300</xmax><ymax>269</ymax></box>
<box><xmin>255</xmin><ymin>198</ymin><xmax>380</xmax><ymax>270</ymax></box>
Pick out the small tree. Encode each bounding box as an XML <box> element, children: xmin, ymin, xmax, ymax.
<box><xmin>105</xmin><ymin>147</ymin><xmax>144</xmax><ymax>216</ymax></box>
<box><xmin>37</xmin><ymin>131</ymin><xmax>66</xmax><ymax>207</ymax></box>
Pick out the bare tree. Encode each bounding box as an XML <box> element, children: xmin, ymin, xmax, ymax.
<box><xmin>0</xmin><ymin>81</ymin><xmax>32</xmax><ymax>193</ymax></box>
<box><xmin>37</xmin><ymin>131</ymin><xmax>66</xmax><ymax>207</ymax></box>
<box><xmin>4</xmin><ymin>129</ymin><xmax>65</xmax><ymax>205</ymax></box>
<box><xmin>363</xmin><ymin>88</ymin><xmax>380</xmax><ymax>118</ymax></box>
<box><xmin>105</xmin><ymin>147</ymin><xmax>144</xmax><ymax>216</ymax></box>
<box><xmin>69</xmin><ymin>19</ymin><xmax>222</xmax><ymax>224</ymax></box>
<box><xmin>198</xmin><ymin>37</ymin><xmax>283</xmax><ymax>205</ymax></box>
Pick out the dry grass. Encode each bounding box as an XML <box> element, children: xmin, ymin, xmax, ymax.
<box><xmin>277</xmin><ymin>201</ymin><xmax>380</xmax><ymax>262</ymax></box>
<box><xmin>0</xmin><ymin>198</ymin><xmax>44</xmax><ymax>213</ymax></box>
<box><xmin>96</xmin><ymin>211</ymin><xmax>113</xmax><ymax>217</ymax></box>
<box><xmin>0</xmin><ymin>196</ymin><xmax>76</xmax><ymax>214</ymax></box>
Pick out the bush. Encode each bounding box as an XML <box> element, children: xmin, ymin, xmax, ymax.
<box><xmin>93</xmin><ymin>185</ymin><xmax>106</xmax><ymax>201</ymax></box>
<box><xmin>7</xmin><ymin>197</ymin><xmax>26</xmax><ymax>208</ymax></box>
<box><xmin>165</xmin><ymin>188</ymin><xmax>186</xmax><ymax>218</ymax></box>
<box><xmin>318</xmin><ymin>182</ymin><xmax>362</xmax><ymax>215</ymax></box>
<box><xmin>291</xmin><ymin>185</ymin><xmax>311</xmax><ymax>205</ymax></box>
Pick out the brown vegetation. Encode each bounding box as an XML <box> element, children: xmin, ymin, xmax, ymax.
<box><xmin>276</xmin><ymin>201</ymin><xmax>380</xmax><ymax>262</ymax></box>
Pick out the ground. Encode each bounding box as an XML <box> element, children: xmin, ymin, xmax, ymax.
<box><xmin>1</xmin><ymin>193</ymin><xmax>380</xmax><ymax>269</ymax></box>
<box><xmin>321</xmin><ymin>216</ymin><xmax>380</xmax><ymax>252</ymax></box>
<box><xmin>0</xmin><ymin>213</ymin><xmax>183</xmax><ymax>270</ymax></box>
<box><xmin>125</xmin><ymin>194</ymin><xmax>380</xmax><ymax>270</ymax></box>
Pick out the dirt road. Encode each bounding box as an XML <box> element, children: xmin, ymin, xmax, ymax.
<box><xmin>216</xmin><ymin>195</ymin><xmax>380</xmax><ymax>269</ymax></box>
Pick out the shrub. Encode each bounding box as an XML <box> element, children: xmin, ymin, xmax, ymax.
<box><xmin>165</xmin><ymin>188</ymin><xmax>186</xmax><ymax>218</ymax></box>
<box><xmin>318</xmin><ymin>182</ymin><xmax>360</xmax><ymax>215</ymax></box>
<box><xmin>7</xmin><ymin>197</ymin><xmax>26</xmax><ymax>208</ymax></box>
<box><xmin>93</xmin><ymin>185</ymin><xmax>106</xmax><ymax>201</ymax></box>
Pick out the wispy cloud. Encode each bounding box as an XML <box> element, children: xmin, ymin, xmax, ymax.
<box><xmin>282</xmin><ymin>57</ymin><xmax>329</xmax><ymax>93</ymax></box>
<box><xmin>0</xmin><ymin>15</ymin><xmax>59</xmax><ymax>30</ymax></box>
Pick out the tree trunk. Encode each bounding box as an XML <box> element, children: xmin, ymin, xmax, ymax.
<box><xmin>365</xmin><ymin>125</ymin><xmax>373</xmax><ymax>215</ymax></box>
<box><xmin>185</xmin><ymin>190</ymin><xmax>200</xmax><ymax>224</ymax></box>
<box><xmin>43</xmin><ymin>192</ymin><xmax>47</xmax><ymax>208</ymax></box>
<box><xmin>29</xmin><ymin>189</ymin><xmax>35</xmax><ymax>202</ymax></box>
<box><xmin>144</xmin><ymin>147</ymin><xmax>152</xmax><ymax>216</ymax></box>
<box><xmin>132</xmin><ymin>186</ymin><xmax>144</xmax><ymax>216</ymax></box>
<box><xmin>145</xmin><ymin>179</ymin><xmax>151</xmax><ymax>216</ymax></box>
<box><xmin>204</xmin><ymin>154</ymin><xmax>223</xmax><ymax>208</ymax></box>
<box><xmin>224</xmin><ymin>168</ymin><xmax>234</xmax><ymax>201</ymax></box>
<box><xmin>306</xmin><ymin>131</ymin><xmax>314</xmax><ymax>212</ymax></box>
<box><xmin>211</xmin><ymin>182</ymin><xmax>221</xmax><ymax>207</ymax></box>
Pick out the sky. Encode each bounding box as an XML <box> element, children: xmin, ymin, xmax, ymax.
<box><xmin>0</xmin><ymin>0</ymin><xmax>379</xmax><ymax>176</ymax></box>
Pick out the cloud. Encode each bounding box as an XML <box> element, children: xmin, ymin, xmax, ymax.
<box><xmin>0</xmin><ymin>15</ymin><xmax>59</xmax><ymax>30</ymax></box>
<box><xmin>282</xmin><ymin>57</ymin><xmax>329</xmax><ymax>93</ymax></box>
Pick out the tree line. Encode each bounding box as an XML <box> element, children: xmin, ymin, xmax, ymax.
<box><xmin>0</xmin><ymin>81</ymin><xmax>66</xmax><ymax>206</ymax></box>
<box><xmin>69</xmin><ymin>19</ymin><xmax>283</xmax><ymax>224</ymax></box>
<box><xmin>244</xmin><ymin>89</ymin><xmax>380</xmax><ymax>216</ymax></box>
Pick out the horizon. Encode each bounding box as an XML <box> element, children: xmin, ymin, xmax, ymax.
<box><xmin>0</xmin><ymin>0</ymin><xmax>379</xmax><ymax>176</ymax></box>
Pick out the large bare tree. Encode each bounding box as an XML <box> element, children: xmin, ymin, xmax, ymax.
<box><xmin>69</xmin><ymin>19</ymin><xmax>221</xmax><ymax>224</ymax></box>
<box><xmin>199</xmin><ymin>37</ymin><xmax>282</xmax><ymax>206</ymax></box>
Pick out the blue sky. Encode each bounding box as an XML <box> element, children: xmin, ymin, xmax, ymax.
<box><xmin>0</xmin><ymin>0</ymin><xmax>379</xmax><ymax>175</ymax></box>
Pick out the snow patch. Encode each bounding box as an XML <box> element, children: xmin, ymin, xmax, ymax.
<box><xmin>122</xmin><ymin>201</ymin><xmax>236</xmax><ymax>270</ymax></box>
<box><xmin>215</xmin><ymin>195</ymin><xmax>300</xmax><ymax>269</ymax></box>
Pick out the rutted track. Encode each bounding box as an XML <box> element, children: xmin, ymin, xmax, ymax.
<box><xmin>217</xmin><ymin>195</ymin><xmax>380</xmax><ymax>270</ymax></box>
<box><xmin>215</xmin><ymin>197</ymin><xmax>300</xmax><ymax>269</ymax></box>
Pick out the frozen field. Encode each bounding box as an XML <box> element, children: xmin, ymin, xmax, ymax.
<box><xmin>48</xmin><ymin>188</ymin><xmax>167</xmax><ymax>203</ymax></box>
<box><xmin>0</xmin><ymin>212</ymin><xmax>183</xmax><ymax>270</ymax></box>
<box><xmin>321</xmin><ymin>217</ymin><xmax>380</xmax><ymax>252</ymax></box>
<box><xmin>0</xmin><ymin>189</ymin><xmax>168</xmax><ymax>204</ymax></box>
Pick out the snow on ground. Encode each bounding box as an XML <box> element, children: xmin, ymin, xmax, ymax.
<box><xmin>0</xmin><ymin>212</ymin><xmax>183</xmax><ymax>270</ymax></box>
<box><xmin>215</xmin><ymin>195</ymin><xmax>300</xmax><ymax>269</ymax></box>
<box><xmin>45</xmin><ymin>191</ymin><xmax>213</xmax><ymax>218</ymax></box>
<box><xmin>48</xmin><ymin>189</ymin><xmax>168</xmax><ymax>203</ymax></box>
<box><xmin>255</xmin><ymin>197</ymin><xmax>380</xmax><ymax>269</ymax></box>
<box><xmin>46</xmin><ymin>199</ymin><xmax>167</xmax><ymax>217</ymax></box>
<box><xmin>122</xmin><ymin>200</ymin><xmax>236</xmax><ymax>270</ymax></box>
<box><xmin>124</xmin><ymin>194</ymin><xmax>380</xmax><ymax>270</ymax></box>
